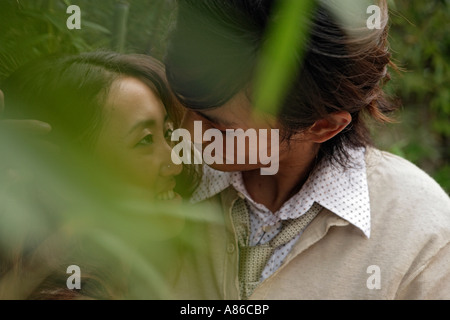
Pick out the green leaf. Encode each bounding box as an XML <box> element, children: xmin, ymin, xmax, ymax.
<box><xmin>82</xmin><ymin>20</ymin><xmax>112</xmax><ymax>35</ymax></box>
<box><xmin>252</xmin><ymin>0</ymin><xmax>317</xmax><ymax>115</ymax></box>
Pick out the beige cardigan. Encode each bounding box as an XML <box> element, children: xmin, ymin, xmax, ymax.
<box><xmin>172</xmin><ymin>148</ymin><xmax>450</xmax><ymax>299</ymax></box>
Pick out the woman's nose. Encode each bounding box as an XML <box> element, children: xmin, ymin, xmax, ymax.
<box><xmin>159</xmin><ymin>142</ymin><xmax>183</xmax><ymax>177</ymax></box>
<box><xmin>160</xmin><ymin>161</ymin><xmax>183</xmax><ymax>177</ymax></box>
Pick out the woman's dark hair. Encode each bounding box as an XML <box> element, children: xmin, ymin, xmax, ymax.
<box><xmin>164</xmin><ymin>0</ymin><xmax>397</xmax><ymax>166</ymax></box>
<box><xmin>2</xmin><ymin>51</ymin><xmax>182</xmax><ymax>149</ymax></box>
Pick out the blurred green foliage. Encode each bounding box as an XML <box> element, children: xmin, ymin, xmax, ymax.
<box><xmin>0</xmin><ymin>0</ymin><xmax>190</xmax><ymax>300</ymax></box>
<box><xmin>252</xmin><ymin>0</ymin><xmax>316</xmax><ymax>115</ymax></box>
<box><xmin>0</xmin><ymin>0</ymin><xmax>175</xmax><ymax>79</ymax></box>
<box><xmin>0</xmin><ymin>126</ymin><xmax>214</xmax><ymax>299</ymax></box>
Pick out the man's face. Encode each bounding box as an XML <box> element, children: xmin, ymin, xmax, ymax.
<box><xmin>180</xmin><ymin>90</ymin><xmax>283</xmax><ymax>173</ymax></box>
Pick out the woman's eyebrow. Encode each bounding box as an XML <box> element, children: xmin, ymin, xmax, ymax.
<box><xmin>127</xmin><ymin>119</ymin><xmax>156</xmax><ymax>136</ymax></box>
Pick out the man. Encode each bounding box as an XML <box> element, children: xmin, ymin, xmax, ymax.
<box><xmin>163</xmin><ymin>0</ymin><xmax>450</xmax><ymax>299</ymax></box>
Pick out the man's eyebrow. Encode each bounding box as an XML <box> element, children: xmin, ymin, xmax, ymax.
<box><xmin>194</xmin><ymin>111</ymin><xmax>234</xmax><ymax>127</ymax></box>
<box><xmin>127</xmin><ymin>119</ymin><xmax>156</xmax><ymax>136</ymax></box>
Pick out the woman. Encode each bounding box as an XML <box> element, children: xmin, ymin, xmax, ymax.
<box><xmin>0</xmin><ymin>51</ymin><xmax>197</xmax><ymax>299</ymax></box>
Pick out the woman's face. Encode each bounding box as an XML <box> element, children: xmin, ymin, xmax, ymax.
<box><xmin>94</xmin><ymin>77</ymin><xmax>182</xmax><ymax>200</ymax></box>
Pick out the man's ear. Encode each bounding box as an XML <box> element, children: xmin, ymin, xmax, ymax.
<box><xmin>305</xmin><ymin>111</ymin><xmax>352</xmax><ymax>143</ymax></box>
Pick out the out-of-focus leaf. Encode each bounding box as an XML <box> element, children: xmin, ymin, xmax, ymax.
<box><xmin>252</xmin><ymin>0</ymin><xmax>317</xmax><ymax>115</ymax></box>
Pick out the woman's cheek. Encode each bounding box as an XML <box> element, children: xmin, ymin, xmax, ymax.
<box><xmin>130</xmin><ymin>156</ymin><xmax>160</xmax><ymax>190</ymax></box>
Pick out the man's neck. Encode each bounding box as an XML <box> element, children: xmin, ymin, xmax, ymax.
<box><xmin>242</xmin><ymin>142</ymin><xmax>319</xmax><ymax>213</ymax></box>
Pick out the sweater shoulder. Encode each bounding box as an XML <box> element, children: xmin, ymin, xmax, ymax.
<box><xmin>365</xmin><ymin>148</ymin><xmax>450</xmax><ymax>235</ymax></box>
<box><xmin>366</xmin><ymin>148</ymin><xmax>448</xmax><ymax>199</ymax></box>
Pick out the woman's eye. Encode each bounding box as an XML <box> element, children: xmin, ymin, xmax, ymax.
<box><xmin>136</xmin><ymin>134</ymin><xmax>154</xmax><ymax>147</ymax></box>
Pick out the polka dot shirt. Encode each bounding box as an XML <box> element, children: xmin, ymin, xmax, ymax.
<box><xmin>191</xmin><ymin>147</ymin><xmax>371</xmax><ymax>281</ymax></box>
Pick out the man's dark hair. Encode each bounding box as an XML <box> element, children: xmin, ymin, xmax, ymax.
<box><xmin>164</xmin><ymin>0</ymin><xmax>397</xmax><ymax>166</ymax></box>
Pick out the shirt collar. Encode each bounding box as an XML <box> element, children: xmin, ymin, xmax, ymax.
<box><xmin>190</xmin><ymin>147</ymin><xmax>371</xmax><ymax>238</ymax></box>
<box><xmin>190</xmin><ymin>165</ymin><xmax>233</xmax><ymax>204</ymax></box>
